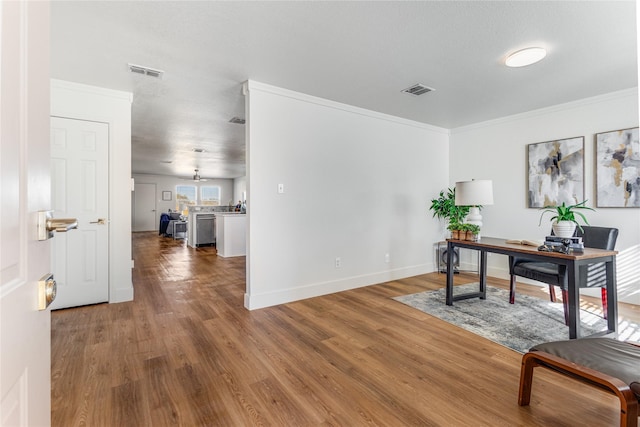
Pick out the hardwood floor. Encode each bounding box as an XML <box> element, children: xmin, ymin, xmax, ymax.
<box><xmin>51</xmin><ymin>232</ymin><xmax>637</xmax><ymax>426</ymax></box>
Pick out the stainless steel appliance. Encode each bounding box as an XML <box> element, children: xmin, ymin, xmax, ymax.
<box><xmin>195</xmin><ymin>214</ymin><xmax>215</xmax><ymax>247</ymax></box>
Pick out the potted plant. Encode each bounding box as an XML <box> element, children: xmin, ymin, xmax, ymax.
<box><xmin>538</xmin><ymin>200</ymin><xmax>595</xmax><ymax>238</ymax></box>
<box><xmin>462</xmin><ymin>223</ymin><xmax>480</xmax><ymax>241</ymax></box>
<box><xmin>447</xmin><ymin>222</ymin><xmax>463</xmax><ymax>240</ymax></box>
<box><xmin>430</xmin><ymin>188</ymin><xmax>470</xmax><ymax>237</ymax></box>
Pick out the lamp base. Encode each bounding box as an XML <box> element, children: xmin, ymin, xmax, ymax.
<box><xmin>466</xmin><ymin>206</ymin><xmax>483</xmax><ymax>228</ymax></box>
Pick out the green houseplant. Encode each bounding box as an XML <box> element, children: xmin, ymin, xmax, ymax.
<box><xmin>461</xmin><ymin>223</ymin><xmax>480</xmax><ymax>241</ymax></box>
<box><xmin>538</xmin><ymin>200</ymin><xmax>595</xmax><ymax>237</ymax></box>
<box><xmin>430</xmin><ymin>188</ymin><xmax>470</xmax><ymax>228</ymax></box>
<box><xmin>447</xmin><ymin>222</ymin><xmax>463</xmax><ymax>240</ymax></box>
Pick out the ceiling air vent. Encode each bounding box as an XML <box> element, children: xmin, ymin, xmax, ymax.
<box><xmin>193</xmin><ymin>148</ymin><xmax>206</xmax><ymax>153</ymax></box>
<box><xmin>229</xmin><ymin>117</ymin><xmax>246</xmax><ymax>125</ymax></box>
<box><xmin>402</xmin><ymin>83</ymin><xmax>435</xmax><ymax>96</ymax></box>
<box><xmin>128</xmin><ymin>63</ymin><xmax>164</xmax><ymax>79</ymax></box>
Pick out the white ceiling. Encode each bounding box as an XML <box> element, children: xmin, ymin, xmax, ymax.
<box><xmin>50</xmin><ymin>1</ymin><xmax>638</xmax><ymax>180</ymax></box>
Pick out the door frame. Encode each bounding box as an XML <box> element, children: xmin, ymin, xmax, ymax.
<box><xmin>51</xmin><ymin>80</ymin><xmax>134</xmax><ymax>304</ymax></box>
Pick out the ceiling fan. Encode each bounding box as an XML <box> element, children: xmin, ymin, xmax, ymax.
<box><xmin>191</xmin><ymin>168</ymin><xmax>207</xmax><ymax>182</ymax></box>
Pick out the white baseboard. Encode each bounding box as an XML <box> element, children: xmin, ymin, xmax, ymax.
<box><xmin>244</xmin><ymin>263</ymin><xmax>433</xmax><ymax>310</ymax></box>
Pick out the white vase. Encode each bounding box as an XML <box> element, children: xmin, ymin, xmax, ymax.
<box><xmin>552</xmin><ymin>221</ymin><xmax>576</xmax><ymax>238</ymax></box>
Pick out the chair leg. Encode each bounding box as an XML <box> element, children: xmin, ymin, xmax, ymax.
<box><xmin>518</xmin><ymin>352</ymin><xmax>539</xmax><ymax>406</ymax></box>
<box><xmin>621</xmin><ymin>397</ymin><xmax>638</xmax><ymax>427</ymax></box>
<box><xmin>561</xmin><ymin>290</ymin><xmax>569</xmax><ymax>325</ymax></box>
<box><xmin>601</xmin><ymin>287</ymin><xmax>608</xmax><ymax>320</ymax></box>
<box><xmin>548</xmin><ymin>284</ymin><xmax>556</xmax><ymax>302</ymax></box>
<box><xmin>509</xmin><ymin>275</ymin><xmax>516</xmax><ymax>304</ymax></box>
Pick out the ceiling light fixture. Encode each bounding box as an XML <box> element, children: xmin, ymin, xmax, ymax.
<box><xmin>505</xmin><ymin>47</ymin><xmax>547</xmax><ymax>67</ymax></box>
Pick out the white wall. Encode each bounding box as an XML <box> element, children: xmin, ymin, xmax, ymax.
<box><xmin>450</xmin><ymin>88</ymin><xmax>640</xmax><ymax>304</ymax></box>
<box><xmin>244</xmin><ymin>81</ymin><xmax>449</xmax><ymax>309</ymax></box>
<box><xmin>51</xmin><ymin>79</ymin><xmax>134</xmax><ymax>303</ymax></box>
<box><xmin>131</xmin><ymin>173</ymin><xmax>234</xmax><ymax>228</ymax></box>
<box><xmin>233</xmin><ymin>176</ymin><xmax>247</xmax><ymax>203</ymax></box>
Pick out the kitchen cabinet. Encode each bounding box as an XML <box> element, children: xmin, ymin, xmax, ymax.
<box><xmin>215</xmin><ymin>213</ymin><xmax>246</xmax><ymax>257</ymax></box>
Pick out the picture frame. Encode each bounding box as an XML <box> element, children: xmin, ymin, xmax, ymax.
<box><xmin>596</xmin><ymin>127</ymin><xmax>640</xmax><ymax>208</ymax></box>
<box><xmin>162</xmin><ymin>191</ymin><xmax>172</xmax><ymax>201</ymax></box>
<box><xmin>527</xmin><ymin>136</ymin><xmax>584</xmax><ymax>208</ymax></box>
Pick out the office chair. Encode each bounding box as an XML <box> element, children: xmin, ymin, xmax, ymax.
<box><xmin>508</xmin><ymin>226</ymin><xmax>618</xmax><ymax>324</ymax></box>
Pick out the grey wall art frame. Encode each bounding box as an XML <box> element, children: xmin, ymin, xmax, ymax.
<box><xmin>162</xmin><ymin>190</ymin><xmax>172</xmax><ymax>201</ymax></box>
<box><xmin>596</xmin><ymin>127</ymin><xmax>640</xmax><ymax>208</ymax></box>
<box><xmin>527</xmin><ymin>136</ymin><xmax>584</xmax><ymax>208</ymax></box>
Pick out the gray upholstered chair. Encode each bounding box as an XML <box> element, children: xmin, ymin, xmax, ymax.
<box><xmin>519</xmin><ymin>338</ymin><xmax>640</xmax><ymax>427</ymax></box>
<box><xmin>508</xmin><ymin>226</ymin><xmax>618</xmax><ymax>324</ymax></box>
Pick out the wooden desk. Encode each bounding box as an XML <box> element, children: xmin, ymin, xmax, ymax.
<box><xmin>445</xmin><ymin>237</ymin><xmax>618</xmax><ymax>339</ymax></box>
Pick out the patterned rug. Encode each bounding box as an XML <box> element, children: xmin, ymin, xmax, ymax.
<box><xmin>393</xmin><ymin>283</ymin><xmax>609</xmax><ymax>353</ymax></box>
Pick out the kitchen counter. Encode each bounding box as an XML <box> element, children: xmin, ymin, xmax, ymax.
<box><xmin>215</xmin><ymin>213</ymin><xmax>246</xmax><ymax>257</ymax></box>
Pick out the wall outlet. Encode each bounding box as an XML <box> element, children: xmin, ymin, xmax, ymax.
<box><xmin>335</xmin><ymin>257</ymin><xmax>341</xmax><ymax>268</ymax></box>
<box><xmin>277</xmin><ymin>183</ymin><xmax>284</xmax><ymax>194</ymax></box>
<box><xmin>384</xmin><ymin>253</ymin><xmax>390</xmax><ymax>263</ymax></box>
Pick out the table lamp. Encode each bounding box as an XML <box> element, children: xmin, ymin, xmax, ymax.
<box><xmin>455</xmin><ymin>179</ymin><xmax>494</xmax><ymax>230</ymax></box>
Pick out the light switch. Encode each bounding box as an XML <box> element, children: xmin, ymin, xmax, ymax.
<box><xmin>278</xmin><ymin>183</ymin><xmax>284</xmax><ymax>194</ymax></box>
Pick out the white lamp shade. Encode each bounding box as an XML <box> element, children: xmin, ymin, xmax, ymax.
<box><xmin>455</xmin><ymin>180</ymin><xmax>494</xmax><ymax>206</ymax></box>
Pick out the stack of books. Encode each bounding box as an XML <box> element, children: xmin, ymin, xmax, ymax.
<box><xmin>544</xmin><ymin>235</ymin><xmax>584</xmax><ymax>253</ymax></box>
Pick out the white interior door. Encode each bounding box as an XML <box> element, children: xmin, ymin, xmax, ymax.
<box><xmin>134</xmin><ymin>183</ymin><xmax>157</xmax><ymax>231</ymax></box>
<box><xmin>50</xmin><ymin>117</ymin><xmax>109</xmax><ymax>309</ymax></box>
<box><xmin>0</xmin><ymin>1</ymin><xmax>51</xmax><ymax>425</ymax></box>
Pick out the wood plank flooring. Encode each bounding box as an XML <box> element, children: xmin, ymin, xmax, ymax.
<box><xmin>51</xmin><ymin>232</ymin><xmax>638</xmax><ymax>426</ymax></box>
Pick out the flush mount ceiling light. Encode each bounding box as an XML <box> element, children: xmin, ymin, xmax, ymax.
<box><xmin>505</xmin><ymin>47</ymin><xmax>547</xmax><ymax>67</ymax></box>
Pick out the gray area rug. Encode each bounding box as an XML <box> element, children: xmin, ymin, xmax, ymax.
<box><xmin>393</xmin><ymin>284</ymin><xmax>608</xmax><ymax>353</ymax></box>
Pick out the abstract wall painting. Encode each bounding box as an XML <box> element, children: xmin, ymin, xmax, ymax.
<box><xmin>596</xmin><ymin>127</ymin><xmax>640</xmax><ymax>208</ymax></box>
<box><xmin>527</xmin><ymin>137</ymin><xmax>584</xmax><ymax>208</ymax></box>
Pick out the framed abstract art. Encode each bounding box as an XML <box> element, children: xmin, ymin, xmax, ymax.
<box><xmin>596</xmin><ymin>127</ymin><xmax>640</xmax><ymax>208</ymax></box>
<box><xmin>527</xmin><ymin>137</ymin><xmax>584</xmax><ymax>208</ymax></box>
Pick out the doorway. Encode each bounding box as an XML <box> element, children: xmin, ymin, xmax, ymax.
<box><xmin>133</xmin><ymin>182</ymin><xmax>157</xmax><ymax>231</ymax></box>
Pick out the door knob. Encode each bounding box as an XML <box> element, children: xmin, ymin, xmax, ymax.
<box><xmin>37</xmin><ymin>210</ymin><xmax>78</xmax><ymax>240</ymax></box>
<box><xmin>90</xmin><ymin>218</ymin><xmax>107</xmax><ymax>225</ymax></box>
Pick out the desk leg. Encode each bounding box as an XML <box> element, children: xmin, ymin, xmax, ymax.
<box><xmin>567</xmin><ymin>261</ymin><xmax>580</xmax><ymax>339</ymax></box>
<box><xmin>606</xmin><ymin>258</ymin><xmax>618</xmax><ymax>334</ymax></box>
<box><xmin>446</xmin><ymin>241</ymin><xmax>454</xmax><ymax>306</ymax></box>
<box><xmin>479</xmin><ymin>250</ymin><xmax>487</xmax><ymax>299</ymax></box>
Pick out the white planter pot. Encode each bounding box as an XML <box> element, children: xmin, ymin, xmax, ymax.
<box><xmin>552</xmin><ymin>221</ymin><xmax>576</xmax><ymax>238</ymax></box>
